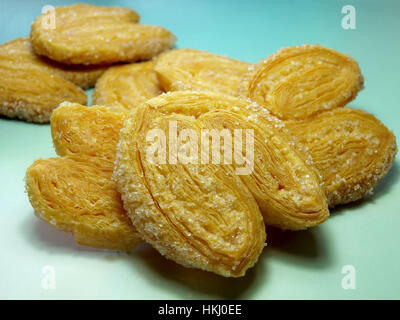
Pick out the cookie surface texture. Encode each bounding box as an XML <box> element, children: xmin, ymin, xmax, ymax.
<box><xmin>26</xmin><ymin>103</ymin><xmax>141</xmax><ymax>251</ymax></box>
<box><xmin>239</xmin><ymin>44</ymin><xmax>364</xmax><ymax>120</ymax></box>
<box><xmin>114</xmin><ymin>94</ymin><xmax>266</xmax><ymax>277</ymax></box>
<box><xmin>30</xmin><ymin>4</ymin><xmax>176</xmax><ymax>65</ymax></box>
<box><xmin>0</xmin><ymin>38</ymin><xmax>87</xmax><ymax>123</ymax></box>
<box><xmin>155</xmin><ymin>49</ymin><xmax>252</xmax><ymax>96</ymax></box>
<box><xmin>114</xmin><ymin>91</ymin><xmax>329</xmax><ymax>276</ymax></box>
<box><xmin>92</xmin><ymin>61</ymin><xmax>162</xmax><ymax>111</ymax></box>
<box><xmin>285</xmin><ymin>107</ymin><xmax>397</xmax><ymax>206</ymax></box>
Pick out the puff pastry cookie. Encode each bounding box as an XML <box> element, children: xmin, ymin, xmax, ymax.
<box><xmin>114</xmin><ymin>91</ymin><xmax>329</xmax><ymax>276</ymax></box>
<box><xmin>285</xmin><ymin>107</ymin><xmax>397</xmax><ymax>206</ymax></box>
<box><xmin>26</xmin><ymin>103</ymin><xmax>141</xmax><ymax>251</ymax></box>
<box><xmin>155</xmin><ymin>49</ymin><xmax>253</xmax><ymax>96</ymax></box>
<box><xmin>0</xmin><ymin>39</ymin><xmax>87</xmax><ymax>123</ymax></box>
<box><xmin>114</xmin><ymin>95</ymin><xmax>266</xmax><ymax>277</ymax></box>
<box><xmin>1</xmin><ymin>38</ymin><xmax>108</xmax><ymax>89</ymax></box>
<box><xmin>239</xmin><ymin>44</ymin><xmax>364</xmax><ymax>120</ymax></box>
<box><xmin>30</xmin><ymin>4</ymin><xmax>176</xmax><ymax>65</ymax></box>
<box><xmin>92</xmin><ymin>61</ymin><xmax>162</xmax><ymax>111</ymax></box>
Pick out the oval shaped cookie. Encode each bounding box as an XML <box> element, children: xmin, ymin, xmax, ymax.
<box><xmin>239</xmin><ymin>44</ymin><xmax>364</xmax><ymax>120</ymax></box>
<box><xmin>26</xmin><ymin>156</ymin><xmax>139</xmax><ymax>251</ymax></box>
<box><xmin>114</xmin><ymin>103</ymin><xmax>266</xmax><ymax>277</ymax></box>
<box><xmin>0</xmin><ymin>38</ymin><xmax>108</xmax><ymax>90</ymax></box>
<box><xmin>115</xmin><ymin>92</ymin><xmax>328</xmax><ymax>275</ymax></box>
<box><xmin>0</xmin><ymin>39</ymin><xmax>87</xmax><ymax>123</ymax></box>
<box><xmin>139</xmin><ymin>91</ymin><xmax>329</xmax><ymax>230</ymax></box>
<box><xmin>155</xmin><ymin>49</ymin><xmax>253</xmax><ymax>96</ymax></box>
<box><xmin>285</xmin><ymin>107</ymin><xmax>397</xmax><ymax>206</ymax></box>
<box><xmin>26</xmin><ymin>103</ymin><xmax>141</xmax><ymax>250</ymax></box>
<box><xmin>92</xmin><ymin>61</ymin><xmax>162</xmax><ymax>111</ymax></box>
<box><xmin>30</xmin><ymin>4</ymin><xmax>176</xmax><ymax>65</ymax></box>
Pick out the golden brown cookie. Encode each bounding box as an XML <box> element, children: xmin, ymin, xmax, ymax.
<box><xmin>114</xmin><ymin>91</ymin><xmax>328</xmax><ymax>276</ymax></box>
<box><xmin>92</xmin><ymin>61</ymin><xmax>162</xmax><ymax>111</ymax></box>
<box><xmin>285</xmin><ymin>107</ymin><xmax>397</xmax><ymax>206</ymax></box>
<box><xmin>0</xmin><ymin>39</ymin><xmax>87</xmax><ymax>123</ymax></box>
<box><xmin>30</xmin><ymin>4</ymin><xmax>176</xmax><ymax>65</ymax></box>
<box><xmin>239</xmin><ymin>44</ymin><xmax>364</xmax><ymax>120</ymax></box>
<box><xmin>114</xmin><ymin>99</ymin><xmax>266</xmax><ymax>277</ymax></box>
<box><xmin>1</xmin><ymin>38</ymin><xmax>108</xmax><ymax>89</ymax></box>
<box><xmin>26</xmin><ymin>103</ymin><xmax>141</xmax><ymax>251</ymax></box>
<box><xmin>155</xmin><ymin>49</ymin><xmax>252</xmax><ymax>96</ymax></box>
<box><xmin>143</xmin><ymin>92</ymin><xmax>329</xmax><ymax>231</ymax></box>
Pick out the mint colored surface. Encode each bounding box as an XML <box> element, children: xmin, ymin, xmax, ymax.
<box><xmin>0</xmin><ymin>0</ymin><xmax>399</xmax><ymax>299</ymax></box>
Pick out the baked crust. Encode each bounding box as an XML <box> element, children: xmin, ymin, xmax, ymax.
<box><xmin>155</xmin><ymin>49</ymin><xmax>252</xmax><ymax>96</ymax></box>
<box><xmin>26</xmin><ymin>103</ymin><xmax>141</xmax><ymax>251</ymax></box>
<box><xmin>92</xmin><ymin>61</ymin><xmax>162</xmax><ymax>111</ymax></box>
<box><xmin>285</xmin><ymin>107</ymin><xmax>397</xmax><ymax>206</ymax></box>
<box><xmin>30</xmin><ymin>4</ymin><xmax>176</xmax><ymax>65</ymax></box>
<box><xmin>239</xmin><ymin>44</ymin><xmax>364</xmax><ymax>120</ymax></box>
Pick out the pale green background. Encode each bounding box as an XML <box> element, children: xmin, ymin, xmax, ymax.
<box><xmin>0</xmin><ymin>0</ymin><xmax>399</xmax><ymax>299</ymax></box>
